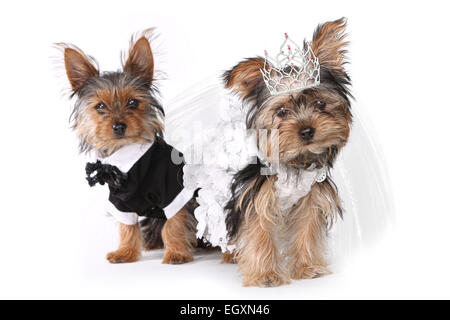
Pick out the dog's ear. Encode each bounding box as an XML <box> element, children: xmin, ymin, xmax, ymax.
<box><xmin>124</xmin><ymin>36</ymin><xmax>154</xmax><ymax>86</ymax></box>
<box><xmin>63</xmin><ymin>46</ymin><xmax>99</xmax><ymax>92</ymax></box>
<box><xmin>223</xmin><ymin>57</ymin><xmax>266</xmax><ymax>100</ymax></box>
<box><xmin>311</xmin><ymin>17</ymin><xmax>349</xmax><ymax>72</ymax></box>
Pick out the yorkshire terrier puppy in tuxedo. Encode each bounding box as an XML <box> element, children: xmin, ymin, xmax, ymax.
<box><xmin>223</xmin><ymin>18</ymin><xmax>352</xmax><ymax>286</ymax></box>
<box><xmin>58</xmin><ymin>30</ymin><xmax>197</xmax><ymax>264</ymax></box>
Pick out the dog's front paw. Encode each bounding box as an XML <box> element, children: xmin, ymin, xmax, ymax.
<box><xmin>221</xmin><ymin>252</ymin><xmax>237</xmax><ymax>264</ymax></box>
<box><xmin>162</xmin><ymin>251</ymin><xmax>193</xmax><ymax>265</ymax></box>
<box><xmin>291</xmin><ymin>264</ymin><xmax>331</xmax><ymax>280</ymax></box>
<box><xmin>106</xmin><ymin>249</ymin><xmax>140</xmax><ymax>263</ymax></box>
<box><xmin>243</xmin><ymin>271</ymin><xmax>290</xmax><ymax>288</ymax></box>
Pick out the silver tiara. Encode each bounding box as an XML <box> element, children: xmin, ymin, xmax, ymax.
<box><xmin>260</xmin><ymin>33</ymin><xmax>320</xmax><ymax>95</ymax></box>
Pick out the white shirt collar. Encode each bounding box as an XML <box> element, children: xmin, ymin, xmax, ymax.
<box><xmin>98</xmin><ymin>141</ymin><xmax>153</xmax><ymax>173</ymax></box>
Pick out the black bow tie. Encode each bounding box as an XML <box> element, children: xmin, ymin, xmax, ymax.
<box><xmin>85</xmin><ymin>161</ymin><xmax>128</xmax><ymax>190</ymax></box>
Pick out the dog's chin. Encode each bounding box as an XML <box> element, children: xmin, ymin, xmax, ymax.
<box><xmin>280</xmin><ymin>143</ymin><xmax>333</xmax><ymax>169</ymax></box>
<box><xmin>94</xmin><ymin>135</ymin><xmax>151</xmax><ymax>156</ymax></box>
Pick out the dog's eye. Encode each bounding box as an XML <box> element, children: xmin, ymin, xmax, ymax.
<box><xmin>312</xmin><ymin>100</ymin><xmax>327</xmax><ymax>110</ymax></box>
<box><xmin>95</xmin><ymin>103</ymin><xmax>106</xmax><ymax>113</ymax></box>
<box><xmin>127</xmin><ymin>99</ymin><xmax>139</xmax><ymax>110</ymax></box>
<box><xmin>276</xmin><ymin>106</ymin><xmax>290</xmax><ymax>118</ymax></box>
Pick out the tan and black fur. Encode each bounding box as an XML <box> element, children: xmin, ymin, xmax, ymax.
<box><xmin>59</xmin><ymin>30</ymin><xmax>197</xmax><ymax>264</ymax></box>
<box><xmin>223</xmin><ymin>18</ymin><xmax>352</xmax><ymax>287</ymax></box>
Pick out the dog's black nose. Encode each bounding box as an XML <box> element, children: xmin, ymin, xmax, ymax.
<box><xmin>112</xmin><ymin>122</ymin><xmax>127</xmax><ymax>136</ymax></box>
<box><xmin>299</xmin><ymin>126</ymin><xmax>315</xmax><ymax>141</ymax></box>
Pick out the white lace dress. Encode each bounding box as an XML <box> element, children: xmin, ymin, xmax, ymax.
<box><xmin>182</xmin><ymin>90</ymin><xmax>256</xmax><ymax>252</ymax></box>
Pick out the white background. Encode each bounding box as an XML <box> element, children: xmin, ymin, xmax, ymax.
<box><xmin>0</xmin><ymin>0</ymin><xmax>449</xmax><ymax>299</ymax></box>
